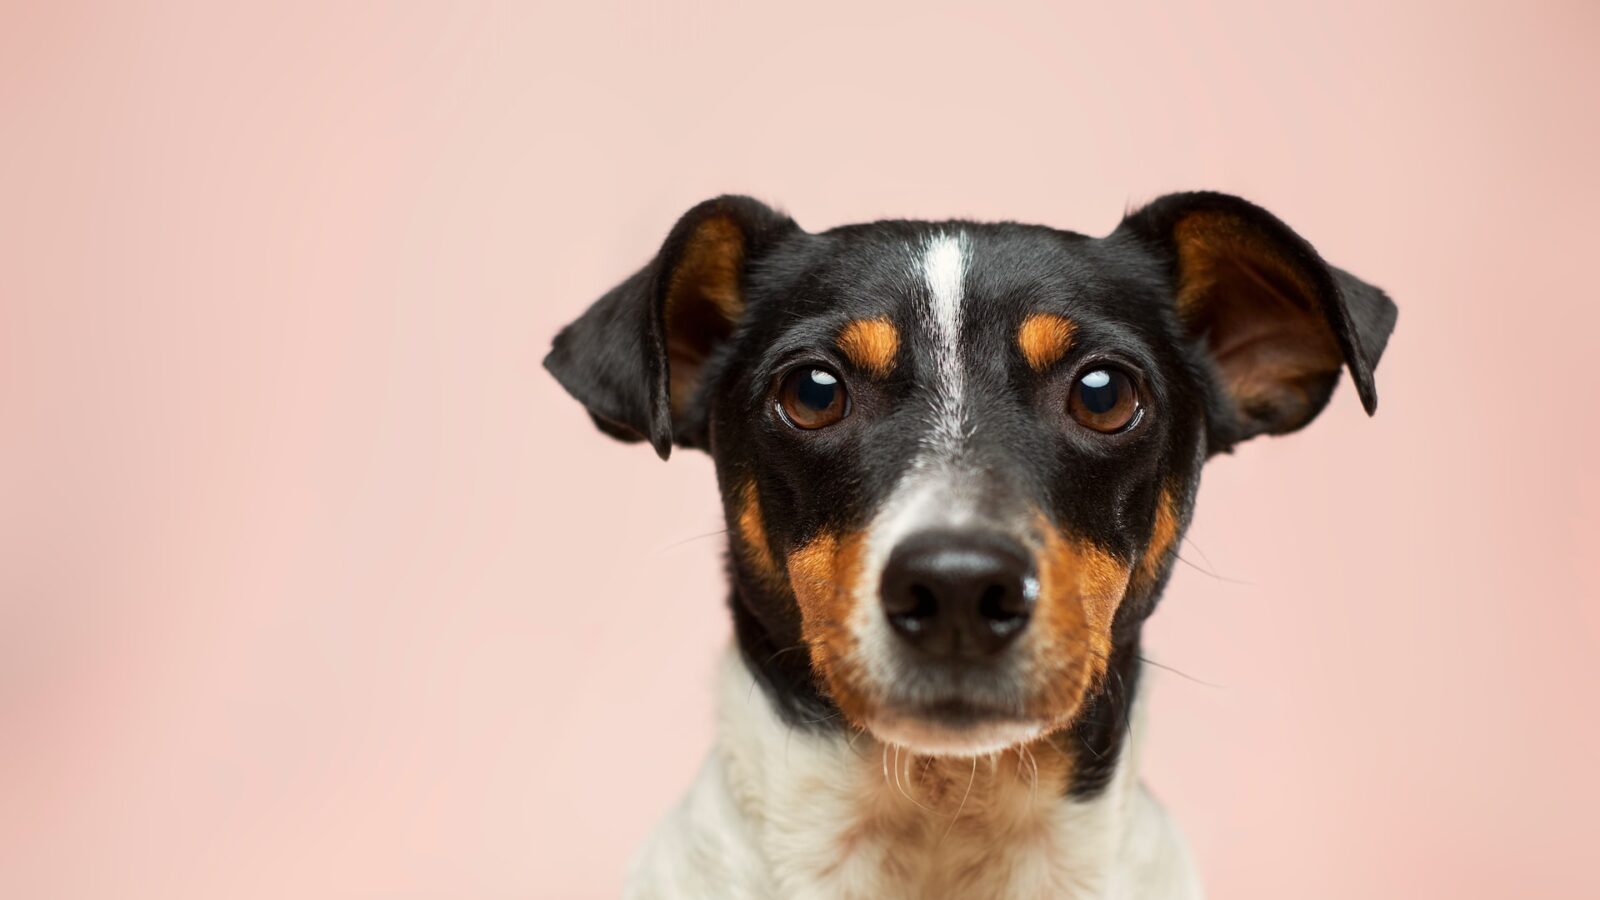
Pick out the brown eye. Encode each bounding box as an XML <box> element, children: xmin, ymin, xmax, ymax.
<box><xmin>778</xmin><ymin>366</ymin><xmax>849</xmax><ymax>430</ymax></box>
<box><xmin>1068</xmin><ymin>367</ymin><xmax>1140</xmax><ymax>433</ymax></box>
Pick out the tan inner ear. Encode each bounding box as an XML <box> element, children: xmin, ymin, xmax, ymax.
<box><xmin>1173</xmin><ymin>212</ymin><xmax>1343</xmax><ymax>428</ymax></box>
<box><xmin>663</xmin><ymin>215</ymin><xmax>746</xmax><ymax>416</ymax></box>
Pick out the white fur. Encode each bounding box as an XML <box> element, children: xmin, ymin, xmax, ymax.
<box><xmin>840</xmin><ymin>233</ymin><xmax>993</xmax><ymax>734</ymax></box>
<box><xmin>625</xmin><ymin>649</ymin><xmax>1203</xmax><ymax>900</ymax></box>
<box><xmin>850</xmin><ymin>471</ymin><xmax>981</xmax><ymax>723</ymax></box>
<box><xmin>917</xmin><ymin>231</ymin><xmax>972</xmax><ymax>454</ymax></box>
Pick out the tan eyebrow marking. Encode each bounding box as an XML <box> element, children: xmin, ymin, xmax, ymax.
<box><xmin>837</xmin><ymin>317</ymin><xmax>900</xmax><ymax>377</ymax></box>
<box><xmin>1017</xmin><ymin>313</ymin><xmax>1078</xmax><ymax>372</ymax></box>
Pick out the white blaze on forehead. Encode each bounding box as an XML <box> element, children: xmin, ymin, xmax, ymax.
<box><xmin>845</xmin><ymin>232</ymin><xmax>984</xmax><ymax>693</ymax></box>
<box><xmin>917</xmin><ymin>231</ymin><xmax>971</xmax><ymax>453</ymax></box>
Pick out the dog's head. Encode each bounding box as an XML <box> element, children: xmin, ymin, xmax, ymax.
<box><xmin>547</xmin><ymin>193</ymin><xmax>1395</xmax><ymax>756</ymax></box>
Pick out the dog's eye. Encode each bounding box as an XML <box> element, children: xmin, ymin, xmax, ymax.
<box><xmin>778</xmin><ymin>366</ymin><xmax>849</xmax><ymax>430</ymax></box>
<box><xmin>1068</xmin><ymin>367</ymin><xmax>1140</xmax><ymax>433</ymax></box>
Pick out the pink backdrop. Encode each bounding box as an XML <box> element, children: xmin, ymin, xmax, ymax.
<box><xmin>3</xmin><ymin>2</ymin><xmax>1598</xmax><ymax>897</ymax></box>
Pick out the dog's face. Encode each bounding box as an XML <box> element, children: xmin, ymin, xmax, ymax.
<box><xmin>547</xmin><ymin>193</ymin><xmax>1395</xmax><ymax>756</ymax></box>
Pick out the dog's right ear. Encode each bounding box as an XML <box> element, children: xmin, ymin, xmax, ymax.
<box><xmin>1115</xmin><ymin>192</ymin><xmax>1397</xmax><ymax>451</ymax></box>
<box><xmin>544</xmin><ymin>196</ymin><xmax>798</xmax><ymax>459</ymax></box>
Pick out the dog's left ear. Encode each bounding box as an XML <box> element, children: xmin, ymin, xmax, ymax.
<box><xmin>544</xmin><ymin>196</ymin><xmax>798</xmax><ymax>459</ymax></box>
<box><xmin>1116</xmin><ymin>192</ymin><xmax>1398</xmax><ymax>450</ymax></box>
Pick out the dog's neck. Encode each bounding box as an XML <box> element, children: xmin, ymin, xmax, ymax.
<box><xmin>632</xmin><ymin>648</ymin><xmax>1194</xmax><ymax>900</ymax></box>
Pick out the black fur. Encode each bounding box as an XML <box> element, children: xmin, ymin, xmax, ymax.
<box><xmin>546</xmin><ymin>192</ymin><xmax>1396</xmax><ymax>795</ymax></box>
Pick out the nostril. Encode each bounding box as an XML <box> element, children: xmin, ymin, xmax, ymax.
<box><xmin>977</xmin><ymin>581</ymin><xmax>1031</xmax><ymax>634</ymax></box>
<box><xmin>889</xmin><ymin>584</ymin><xmax>939</xmax><ymax>633</ymax></box>
<box><xmin>977</xmin><ymin>584</ymin><xmax>1012</xmax><ymax>620</ymax></box>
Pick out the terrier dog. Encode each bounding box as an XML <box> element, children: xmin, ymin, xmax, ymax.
<box><xmin>546</xmin><ymin>192</ymin><xmax>1396</xmax><ymax>899</ymax></box>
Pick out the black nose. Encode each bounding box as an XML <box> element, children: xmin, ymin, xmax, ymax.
<box><xmin>879</xmin><ymin>531</ymin><xmax>1036</xmax><ymax>660</ymax></box>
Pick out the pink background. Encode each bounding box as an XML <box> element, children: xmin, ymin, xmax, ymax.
<box><xmin>3</xmin><ymin>1</ymin><xmax>1598</xmax><ymax>897</ymax></box>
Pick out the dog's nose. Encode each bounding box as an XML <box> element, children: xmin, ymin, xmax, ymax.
<box><xmin>880</xmin><ymin>531</ymin><xmax>1036</xmax><ymax>659</ymax></box>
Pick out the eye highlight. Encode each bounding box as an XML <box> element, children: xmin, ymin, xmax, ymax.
<box><xmin>1067</xmin><ymin>367</ymin><xmax>1141</xmax><ymax>433</ymax></box>
<box><xmin>778</xmin><ymin>366</ymin><xmax>849</xmax><ymax>430</ymax></box>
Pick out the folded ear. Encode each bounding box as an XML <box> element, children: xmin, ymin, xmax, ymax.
<box><xmin>544</xmin><ymin>196</ymin><xmax>798</xmax><ymax>459</ymax></box>
<box><xmin>1116</xmin><ymin>192</ymin><xmax>1397</xmax><ymax>449</ymax></box>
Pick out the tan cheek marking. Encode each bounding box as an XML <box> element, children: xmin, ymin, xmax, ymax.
<box><xmin>785</xmin><ymin>529</ymin><xmax>870</xmax><ymax>721</ymax></box>
<box><xmin>1017</xmin><ymin>313</ymin><xmax>1077</xmax><ymax>372</ymax></box>
<box><xmin>734</xmin><ymin>481</ymin><xmax>781</xmax><ymax>587</ymax></box>
<box><xmin>1032</xmin><ymin>514</ymin><xmax>1131</xmax><ymax>720</ymax></box>
<box><xmin>836</xmin><ymin>317</ymin><xmax>899</xmax><ymax>377</ymax></box>
<box><xmin>1131</xmin><ymin>487</ymin><xmax>1181</xmax><ymax>594</ymax></box>
<box><xmin>1071</xmin><ymin>543</ymin><xmax>1132</xmax><ymax>649</ymax></box>
<box><xmin>785</xmin><ymin>532</ymin><xmax>838</xmax><ymax>623</ymax></box>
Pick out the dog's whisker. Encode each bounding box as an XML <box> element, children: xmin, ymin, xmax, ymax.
<box><xmin>1138</xmin><ymin>654</ymin><xmax>1224</xmax><ymax>688</ymax></box>
<box><xmin>1175</xmin><ymin>537</ymin><xmax>1252</xmax><ymax>585</ymax></box>
<box><xmin>1111</xmin><ymin>666</ymin><xmax>1135</xmax><ymax>748</ymax></box>
<box><xmin>760</xmin><ymin>644</ymin><xmax>809</xmax><ymax>668</ymax></box>
<box><xmin>890</xmin><ymin>744</ymin><xmax>935</xmax><ymax>813</ymax></box>
<box><xmin>937</xmin><ymin>756</ymin><xmax>980</xmax><ymax>846</ymax></box>
<box><xmin>1032</xmin><ymin>752</ymin><xmax>1042</xmax><ymax>801</ymax></box>
<box><xmin>656</xmin><ymin>528</ymin><xmax>729</xmax><ymax>553</ymax></box>
<box><xmin>1175</xmin><ymin>535</ymin><xmax>1222</xmax><ymax>576</ymax></box>
<box><xmin>845</xmin><ymin>724</ymin><xmax>869</xmax><ymax>755</ymax></box>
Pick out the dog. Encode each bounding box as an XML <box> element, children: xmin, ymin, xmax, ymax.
<box><xmin>545</xmin><ymin>192</ymin><xmax>1396</xmax><ymax>899</ymax></box>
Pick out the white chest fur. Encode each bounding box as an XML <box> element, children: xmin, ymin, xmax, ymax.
<box><xmin>624</xmin><ymin>650</ymin><xmax>1202</xmax><ymax>900</ymax></box>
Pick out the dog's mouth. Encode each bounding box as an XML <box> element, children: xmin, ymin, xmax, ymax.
<box><xmin>867</xmin><ymin>698</ymin><xmax>1045</xmax><ymax>757</ymax></box>
<box><xmin>823</xmin><ymin>647</ymin><xmax>1099</xmax><ymax>757</ymax></box>
<box><xmin>855</xmin><ymin>667</ymin><xmax>1050</xmax><ymax>756</ymax></box>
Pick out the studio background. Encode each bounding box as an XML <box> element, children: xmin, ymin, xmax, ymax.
<box><xmin>3</xmin><ymin>2</ymin><xmax>1597</xmax><ymax>897</ymax></box>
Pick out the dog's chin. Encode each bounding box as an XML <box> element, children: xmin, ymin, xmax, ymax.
<box><xmin>867</xmin><ymin>707</ymin><xmax>1046</xmax><ymax>757</ymax></box>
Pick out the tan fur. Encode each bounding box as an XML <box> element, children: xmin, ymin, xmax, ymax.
<box><xmin>664</xmin><ymin>215</ymin><xmax>746</xmax><ymax>415</ymax></box>
<box><xmin>623</xmin><ymin>650</ymin><xmax>1205</xmax><ymax>899</ymax></box>
<box><xmin>786</xmin><ymin>529</ymin><xmax>872</xmax><ymax>723</ymax></box>
<box><xmin>828</xmin><ymin>742</ymin><xmax>1079</xmax><ymax>896</ymax></box>
<box><xmin>1017</xmin><ymin>313</ymin><xmax>1077</xmax><ymax>372</ymax></box>
<box><xmin>1031</xmin><ymin>513</ymin><xmax>1132</xmax><ymax>725</ymax></box>
<box><xmin>1131</xmin><ymin>488</ymin><xmax>1180</xmax><ymax>595</ymax></box>
<box><xmin>733</xmin><ymin>481</ymin><xmax>784</xmax><ymax>590</ymax></box>
<box><xmin>837</xmin><ymin>317</ymin><xmax>901</xmax><ymax>377</ymax></box>
<box><xmin>1172</xmin><ymin>211</ymin><xmax>1342</xmax><ymax>416</ymax></box>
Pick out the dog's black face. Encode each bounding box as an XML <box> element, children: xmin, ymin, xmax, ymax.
<box><xmin>547</xmin><ymin>193</ymin><xmax>1395</xmax><ymax>759</ymax></box>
